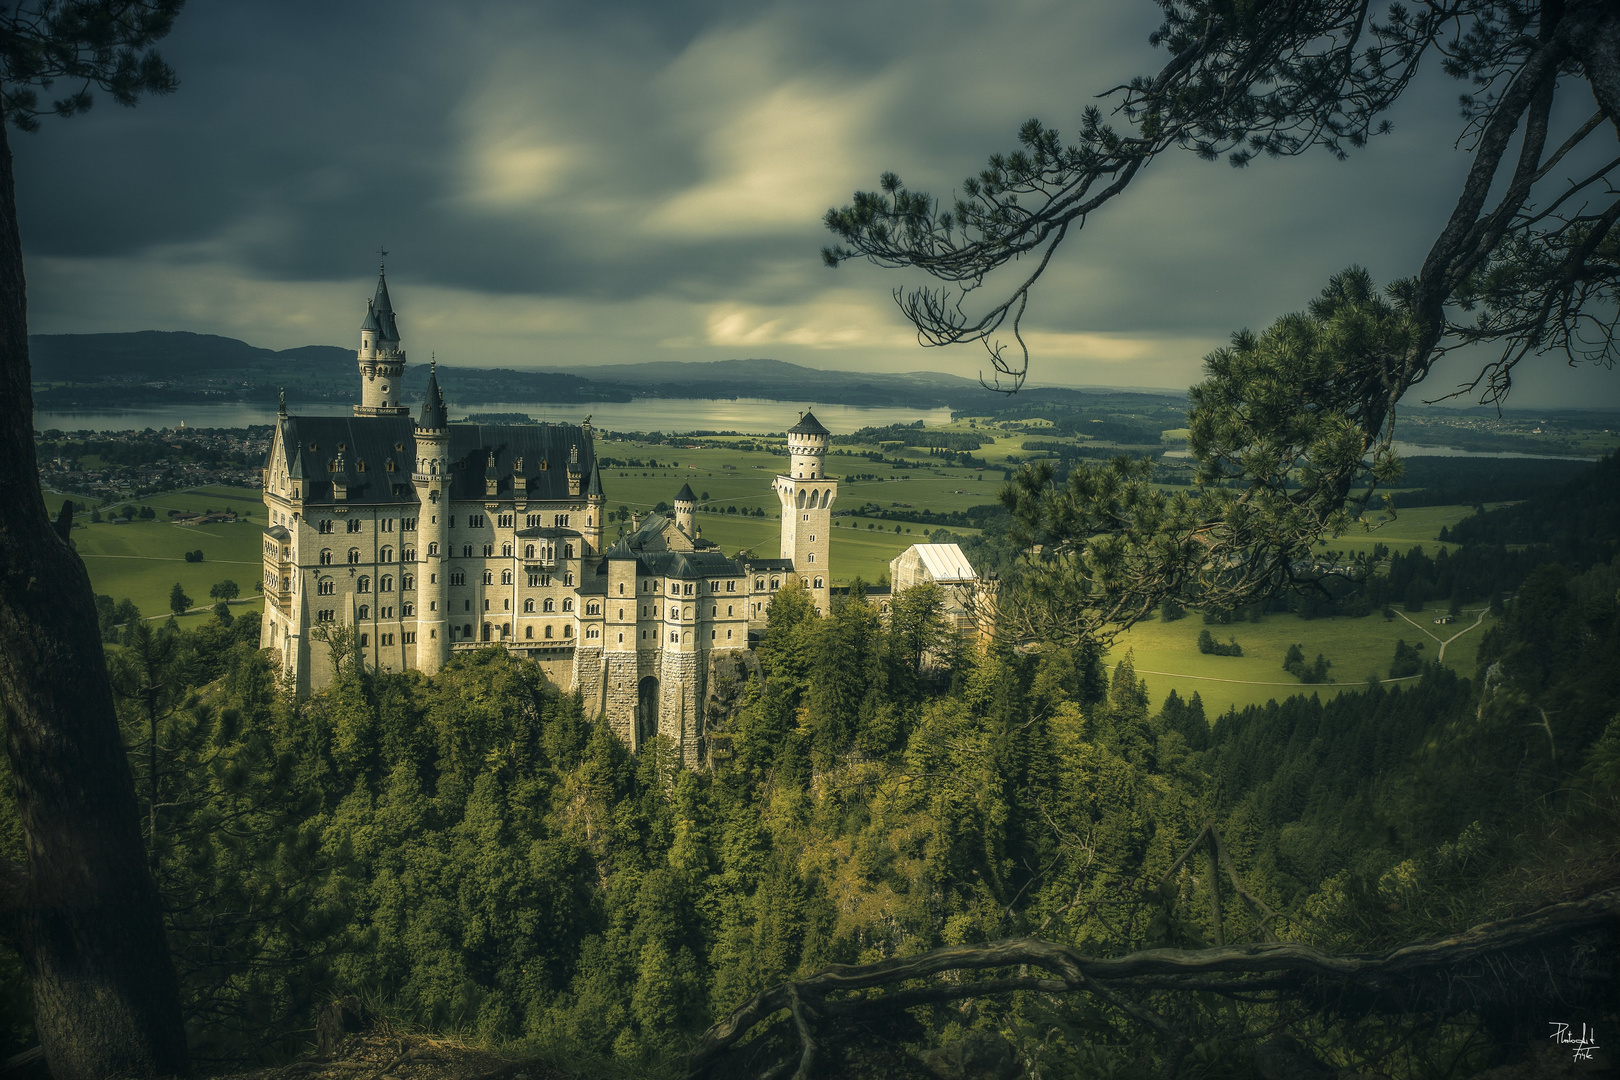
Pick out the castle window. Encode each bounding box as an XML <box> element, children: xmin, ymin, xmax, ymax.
<box><xmin>402</xmin><ymin>573</ymin><xmax>414</xmax><ymax>590</ymax></box>
<box><xmin>562</xmin><ymin>598</ymin><xmax>574</xmax><ymax>612</ymax></box>
<box><xmin>449</xmin><ymin>517</ymin><xmax>455</xmax><ymax>528</ymax></box>
<box><xmin>359</xmin><ymin>633</ymin><xmax>368</xmax><ymax>646</ymax></box>
<box><xmin>380</xmin><ymin>546</ymin><xmax>393</xmax><ymax>562</ymax></box>
<box><xmin>525</xmin><ymin>626</ymin><xmax>533</xmax><ymax>639</ymax></box>
<box><xmin>618</xmin><ymin>583</ymin><xmax>625</xmax><ymax>595</ymax></box>
<box><xmin>808</xmin><ymin>535</ymin><xmax>814</xmax><ymax>542</ymax></box>
<box><xmin>470</xmin><ymin>514</ymin><xmax>486</xmax><ymax>529</ymax></box>
<box><xmin>483</xmin><ymin>543</ymin><xmax>494</xmax><ymax>557</ymax></box>
<box><xmin>727</xmin><ymin>605</ymin><xmax>733</xmax><ymax>616</ymax></box>
<box><xmin>770</xmin><ymin>578</ymin><xmax>779</xmax><ymax>589</ymax></box>
<box><xmin>711</xmin><ymin>630</ymin><xmax>716</xmax><ymax>640</ymax></box>
<box><xmin>450</xmin><ymin>571</ymin><xmax>465</xmax><ymax>586</ymax></box>
<box><xmin>501</xmin><ymin>570</ymin><xmax>513</xmax><ymax>585</ymax></box>
<box><xmin>357</xmin><ymin>460</ymin><xmax>367</xmax><ymax>472</ymax></box>
<box><xmin>564</xmin><ymin>625</ymin><xmax>572</xmax><ymax>637</ymax></box>
<box><xmin>727</xmin><ymin>629</ymin><xmax>732</xmax><ymax>639</ymax></box>
<box><xmin>348</xmin><ymin>519</ymin><xmax>362</xmax><ymax>533</ymax></box>
<box><xmin>669</xmin><ymin>606</ymin><xmax>677</xmax><ymax>619</ymax></box>
<box><xmin>502</xmin><ymin>543</ymin><xmax>512</xmax><ymax>557</ymax></box>
<box><xmin>524</xmin><ymin>598</ymin><xmax>535</xmax><ymax>613</ymax></box>
<box><xmin>564</xmin><ymin>543</ymin><xmax>574</xmax><ymax>559</ymax></box>
<box><xmin>588</xmin><ymin>628</ymin><xmax>599</xmax><ymax>639</ymax></box>
<box><xmin>618</xmin><ymin>634</ymin><xmax>623</xmax><ymax>642</ymax></box>
<box><xmin>317</xmin><ymin>579</ymin><xmax>335</xmax><ymax>596</ymax></box>
<box><xmin>405</xmin><ymin>631</ymin><xmax>416</xmax><ymax>644</ymax></box>
<box><xmin>317</xmin><ymin>609</ymin><xmax>334</xmax><ymax>623</ymax></box>
<box><xmin>402</xmin><ymin>517</ymin><xmax>416</xmax><ymax>531</ymax></box>
<box><xmin>484</xmin><ymin>599</ymin><xmax>490</xmax><ymax>611</ymax></box>
<box><xmin>483</xmin><ymin>570</ymin><xmax>494</xmax><ymax>585</ymax></box>
<box><xmin>670</xmin><ymin>632</ymin><xmax>678</xmax><ymax>643</ymax></box>
<box><xmin>380</xmin><ymin>575</ymin><xmax>393</xmax><ymax>592</ymax></box>
<box><xmin>814</xmin><ymin>577</ymin><xmax>823</xmax><ymax>589</ymax></box>
<box><xmin>402</xmin><ymin>547</ymin><xmax>414</xmax><ymax>561</ymax></box>
<box><xmin>357</xmin><ymin>605</ymin><xmax>369</xmax><ymax>619</ymax></box>
<box><xmin>527</xmin><ymin>572</ymin><xmax>542</xmax><ymax>587</ymax></box>
<box><xmin>710</xmin><ymin>581</ymin><xmax>720</xmax><ymax>592</ymax></box>
<box><xmin>386</xmin><ymin>460</ymin><xmax>395</xmax><ymax>472</ymax></box>
<box><xmin>498</xmin><ymin>514</ymin><xmax>514</xmax><ymax>529</ymax></box>
<box><xmin>525</xmin><ymin>544</ymin><xmax>535</xmax><ymax>559</ymax></box>
<box><xmin>320</xmin><ymin>549</ymin><xmax>333</xmax><ymax>565</ymax></box>
<box><xmin>348</xmin><ymin>548</ymin><xmax>361</xmax><ymax>564</ymax></box>
<box><xmin>727</xmin><ymin>580</ymin><xmax>736</xmax><ymax>591</ymax></box>
<box><xmin>402</xmin><ymin>602</ymin><xmax>414</xmax><ymax>616</ymax></box>
<box><xmin>564</xmin><ymin>572</ymin><xmax>574</xmax><ymax>586</ymax></box>
<box><xmin>504</xmin><ymin>598</ymin><xmax>511</xmax><ymax>610</ymax></box>
<box><xmin>543</xmin><ymin>598</ymin><xmax>555</xmax><ymax>612</ymax></box>
<box><xmin>618</xmin><ymin>608</ymin><xmax>623</xmax><ymax>619</ymax></box>
<box><xmin>807</xmin><ymin>553</ymin><xmax>815</xmax><ymax>564</ymax></box>
<box><xmin>545</xmin><ymin>625</ymin><xmax>553</xmax><ymax>639</ymax></box>
<box><xmin>319</xmin><ymin>519</ymin><xmax>333</xmax><ymax>534</ymax></box>
<box><xmin>427</xmin><ymin>542</ymin><xmax>439</xmax><ymax>556</ymax></box>
<box><xmin>464</xmin><ymin>624</ymin><xmax>472</xmax><ymax>637</ymax></box>
<box><xmin>586</xmin><ymin>602</ymin><xmax>600</xmax><ymax>615</ymax></box>
<box><xmin>755</xmin><ymin>578</ymin><xmax>764</xmax><ymax>589</ymax></box>
<box><xmin>461</xmin><ymin>544</ymin><xmax>472</xmax><ymax>558</ymax></box>
<box><xmin>526</xmin><ymin>514</ymin><xmax>541</xmax><ymax>528</ymax></box>
<box><xmin>683</xmin><ymin>584</ymin><xmax>693</xmax><ymax>596</ymax></box>
<box><xmin>554</xmin><ymin>514</ymin><xmax>569</xmax><ymax>527</ymax></box>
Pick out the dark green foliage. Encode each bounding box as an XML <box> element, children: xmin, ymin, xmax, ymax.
<box><xmin>1196</xmin><ymin>629</ymin><xmax>1242</xmax><ymax>656</ymax></box>
<box><xmin>167</xmin><ymin>581</ymin><xmax>189</xmax><ymax>614</ymax></box>
<box><xmin>209</xmin><ymin>579</ymin><xmax>239</xmax><ymax>601</ymax></box>
<box><xmin>183</xmin><ymin>548</ymin><xmax>203</xmax><ymax>563</ymax></box>
<box><xmin>1389</xmin><ymin>639</ymin><xmax>1425</xmax><ymax>679</ymax></box>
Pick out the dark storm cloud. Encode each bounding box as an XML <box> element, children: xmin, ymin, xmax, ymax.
<box><xmin>11</xmin><ymin>0</ymin><xmax>1617</xmax><ymax>407</ymax></box>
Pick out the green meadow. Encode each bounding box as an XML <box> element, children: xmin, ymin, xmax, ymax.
<box><xmin>70</xmin><ymin>485</ymin><xmax>265</xmax><ymax>625</ymax></box>
<box><xmin>1103</xmin><ymin>600</ymin><xmax>1495</xmax><ymax>718</ymax></box>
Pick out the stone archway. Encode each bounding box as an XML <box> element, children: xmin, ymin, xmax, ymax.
<box><xmin>637</xmin><ymin>675</ymin><xmax>659</xmax><ymax>748</ymax></box>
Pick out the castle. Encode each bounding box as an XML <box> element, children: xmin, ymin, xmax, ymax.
<box><xmin>259</xmin><ymin>266</ymin><xmax>837</xmax><ymax>765</ymax></box>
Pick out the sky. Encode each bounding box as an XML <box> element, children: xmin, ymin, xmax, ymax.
<box><xmin>12</xmin><ymin>0</ymin><xmax>1620</xmax><ymax>410</ymax></box>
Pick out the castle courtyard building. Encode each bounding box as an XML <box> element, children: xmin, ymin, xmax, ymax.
<box><xmin>261</xmin><ymin>267</ymin><xmax>833</xmax><ymax>765</ymax></box>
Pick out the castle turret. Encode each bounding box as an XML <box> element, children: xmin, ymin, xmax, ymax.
<box><xmin>412</xmin><ymin>361</ymin><xmax>451</xmax><ymax>673</ymax></box>
<box><xmin>355</xmin><ymin>262</ymin><xmax>409</xmax><ymax>417</ymax></box>
<box><xmin>585</xmin><ymin>460</ymin><xmax>605</xmax><ymax>554</ymax></box>
<box><xmin>774</xmin><ymin>409</ymin><xmax>836</xmax><ymax>614</ymax></box>
<box><xmin>674</xmin><ymin>482</ymin><xmax>696</xmax><ymax>539</ymax></box>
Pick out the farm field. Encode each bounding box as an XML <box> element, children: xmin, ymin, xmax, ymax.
<box><xmin>70</xmin><ymin>484</ymin><xmax>265</xmax><ymax>625</ymax></box>
<box><xmin>1104</xmin><ymin>600</ymin><xmax>1494</xmax><ymax>718</ymax></box>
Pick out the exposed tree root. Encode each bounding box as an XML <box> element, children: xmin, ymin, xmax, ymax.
<box><xmin>685</xmin><ymin>886</ymin><xmax>1620</xmax><ymax>1078</ymax></box>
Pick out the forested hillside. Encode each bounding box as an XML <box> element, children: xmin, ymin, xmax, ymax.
<box><xmin>3</xmin><ymin>490</ymin><xmax>1615</xmax><ymax>1076</ymax></box>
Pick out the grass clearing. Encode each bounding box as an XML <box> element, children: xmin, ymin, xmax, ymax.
<box><xmin>1106</xmin><ymin>602</ymin><xmax>1495</xmax><ymax>718</ymax></box>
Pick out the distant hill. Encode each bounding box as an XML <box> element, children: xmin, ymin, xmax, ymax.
<box><xmin>28</xmin><ymin>331</ymin><xmax>1181</xmax><ymax>411</ymax></box>
<box><xmin>1443</xmin><ymin>451</ymin><xmax>1620</xmax><ymax>567</ymax></box>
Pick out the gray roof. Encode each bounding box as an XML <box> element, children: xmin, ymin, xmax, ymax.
<box><xmin>636</xmin><ymin>550</ymin><xmax>745</xmax><ymax>579</ymax></box>
<box><xmin>586</xmin><ymin>462</ymin><xmax>604</xmax><ymax>497</ymax></box>
<box><xmin>417</xmin><ymin>365</ymin><xmax>447</xmax><ymax>430</ymax></box>
<box><xmin>743</xmin><ymin>558</ymin><xmax>795</xmax><ymax>571</ymax></box>
<box><xmin>265</xmin><ymin>525</ymin><xmax>290</xmax><ymax>541</ymax></box>
<box><xmin>373</xmin><ymin>271</ymin><xmax>400</xmax><ymax>340</ymax></box>
<box><xmin>272</xmin><ymin>415</ymin><xmax>597</xmax><ymax>505</ymax></box>
<box><xmin>360</xmin><ymin>299</ymin><xmax>381</xmax><ymax>333</ymax></box>
<box><xmin>675</xmin><ymin>482</ymin><xmax>696</xmax><ymax>503</ymax></box>
<box><xmin>789</xmin><ymin>410</ymin><xmax>829</xmax><ymax>436</ymax></box>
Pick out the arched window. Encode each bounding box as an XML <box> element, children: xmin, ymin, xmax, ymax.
<box><xmin>482</xmin><ymin>570</ymin><xmax>494</xmax><ymax>585</ymax></box>
<box><xmin>586</xmin><ymin>602</ymin><xmax>600</xmax><ymax>615</ymax></box>
<box><xmin>482</xmin><ymin>543</ymin><xmax>494</xmax><ymax>557</ymax></box>
<box><xmin>317</xmin><ymin>579</ymin><xmax>334</xmax><ymax>596</ymax></box>
<box><xmin>564</xmin><ymin>571</ymin><xmax>574</xmax><ymax>586</ymax></box>
<box><xmin>380</xmin><ymin>575</ymin><xmax>393</xmax><ymax>592</ymax></box>
<box><xmin>501</xmin><ymin>543</ymin><xmax>512</xmax><ymax>557</ymax></box>
<box><xmin>357</xmin><ymin>576</ymin><xmax>370</xmax><ymax>593</ymax></box>
<box><xmin>543</xmin><ymin>598</ymin><xmax>555</xmax><ymax>612</ymax></box>
<box><xmin>525</xmin><ymin>544</ymin><xmax>535</xmax><ymax>558</ymax></box>
<box><xmin>545</xmin><ymin>625</ymin><xmax>554</xmax><ymax>638</ymax></box>
<box><xmin>564</xmin><ymin>625</ymin><xmax>572</xmax><ymax>637</ymax></box>
<box><xmin>501</xmin><ymin>570</ymin><xmax>513</xmax><ymax>585</ymax></box>
<box><xmin>564</xmin><ymin>543</ymin><xmax>574</xmax><ymax>559</ymax></box>
<box><xmin>463</xmin><ymin>544</ymin><xmax>473</xmax><ymax>558</ymax></box>
<box><xmin>562</xmin><ymin>598</ymin><xmax>574</xmax><ymax>612</ymax></box>
<box><xmin>525</xmin><ymin>625</ymin><xmax>533</xmax><ymax>639</ymax></box>
<box><xmin>427</xmin><ymin>542</ymin><xmax>439</xmax><ymax>556</ymax></box>
<box><xmin>755</xmin><ymin>578</ymin><xmax>764</xmax><ymax>589</ymax></box>
<box><xmin>320</xmin><ymin>549</ymin><xmax>333</xmax><ymax>566</ymax></box>
<box><xmin>402</xmin><ymin>574</ymin><xmax>414</xmax><ymax>591</ymax></box>
<box><xmin>814</xmin><ymin>577</ymin><xmax>823</xmax><ymax>589</ymax></box>
<box><xmin>524</xmin><ymin>598</ymin><xmax>535</xmax><ymax>613</ymax></box>
<box><xmin>347</xmin><ymin>548</ymin><xmax>360</xmax><ymax>564</ymax></box>
<box><xmin>357</xmin><ymin>604</ymin><xmax>369</xmax><ymax>619</ymax></box>
<box><xmin>380</xmin><ymin>546</ymin><xmax>393</xmax><ymax>562</ymax></box>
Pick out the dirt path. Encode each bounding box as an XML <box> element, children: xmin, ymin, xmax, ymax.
<box><xmin>1395</xmin><ymin>605</ymin><xmax>1488</xmax><ymax>662</ymax></box>
<box><xmin>1131</xmin><ymin>667</ymin><xmax>1421</xmax><ymax>687</ymax></box>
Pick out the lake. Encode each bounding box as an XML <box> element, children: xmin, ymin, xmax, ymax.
<box><xmin>32</xmin><ymin>397</ymin><xmax>955</xmax><ymax>436</ymax></box>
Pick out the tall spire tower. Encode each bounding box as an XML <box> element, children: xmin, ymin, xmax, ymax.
<box><xmin>775</xmin><ymin>409</ymin><xmax>836</xmax><ymax>614</ymax></box>
<box><xmin>355</xmin><ymin>254</ymin><xmax>409</xmax><ymax>416</ymax></box>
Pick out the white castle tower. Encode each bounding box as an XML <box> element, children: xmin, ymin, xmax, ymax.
<box><xmin>355</xmin><ymin>261</ymin><xmax>408</xmax><ymax>417</ymax></box>
<box><xmin>775</xmin><ymin>410</ymin><xmax>836</xmax><ymax>614</ymax></box>
<box><xmin>412</xmin><ymin>361</ymin><xmax>451</xmax><ymax>673</ymax></box>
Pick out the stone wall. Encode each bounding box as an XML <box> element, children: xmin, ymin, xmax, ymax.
<box><xmin>657</xmin><ymin>650</ymin><xmax>704</xmax><ymax>767</ymax></box>
<box><xmin>602</xmin><ymin>651</ymin><xmax>642</xmax><ymax>744</ymax></box>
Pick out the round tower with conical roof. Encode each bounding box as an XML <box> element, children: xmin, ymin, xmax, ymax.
<box><xmin>412</xmin><ymin>361</ymin><xmax>451</xmax><ymax>673</ymax></box>
<box><xmin>356</xmin><ymin>262</ymin><xmax>409</xmax><ymax>416</ymax></box>
<box><xmin>674</xmin><ymin>482</ymin><xmax>696</xmax><ymax>538</ymax></box>
<box><xmin>774</xmin><ymin>408</ymin><xmax>836</xmax><ymax>614</ymax></box>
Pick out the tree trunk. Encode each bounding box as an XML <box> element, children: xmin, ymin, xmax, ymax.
<box><xmin>0</xmin><ymin>114</ymin><xmax>188</xmax><ymax>1077</ymax></box>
